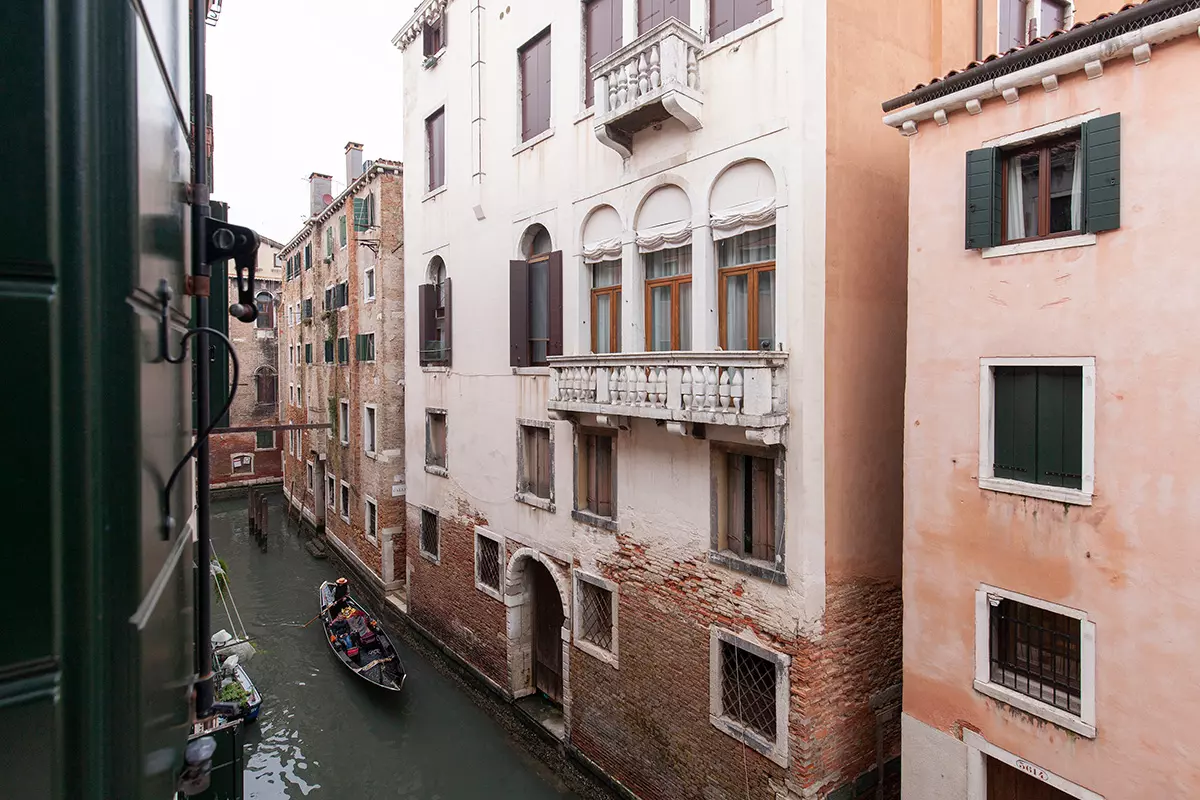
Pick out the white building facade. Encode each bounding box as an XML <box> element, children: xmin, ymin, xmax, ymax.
<box><xmin>395</xmin><ymin>0</ymin><xmax>925</xmax><ymax>796</ymax></box>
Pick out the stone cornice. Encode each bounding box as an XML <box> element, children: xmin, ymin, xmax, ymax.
<box><xmin>392</xmin><ymin>0</ymin><xmax>450</xmax><ymax>51</ymax></box>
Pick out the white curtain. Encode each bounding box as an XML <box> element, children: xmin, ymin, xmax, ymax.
<box><xmin>710</xmin><ymin>200</ymin><xmax>776</xmax><ymax>242</ymax></box>
<box><xmin>1006</xmin><ymin>157</ymin><xmax>1025</xmax><ymax>241</ymax></box>
<box><xmin>1070</xmin><ymin>145</ymin><xmax>1084</xmax><ymax>231</ymax></box>
<box><xmin>725</xmin><ymin>275</ymin><xmax>749</xmax><ymax>351</ymax></box>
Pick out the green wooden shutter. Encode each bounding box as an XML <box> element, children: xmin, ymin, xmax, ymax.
<box><xmin>1083</xmin><ymin>113</ymin><xmax>1120</xmax><ymax>233</ymax></box>
<box><xmin>993</xmin><ymin>366</ymin><xmax>1036</xmax><ymax>481</ymax></box>
<box><xmin>965</xmin><ymin>147</ymin><xmax>1001</xmax><ymax>249</ymax></box>
<box><xmin>339</xmin><ymin>215</ymin><xmax>347</xmax><ymax>246</ymax></box>
<box><xmin>1035</xmin><ymin>367</ymin><xmax>1083</xmax><ymax>489</ymax></box>
<box><xmin>355</xmin><ymin>334</ymin><xmax>364</xmax><ymax>360</ymax></box>
<box><xmin>353</xmin><ymin>198</ymin><xmax>367</xmax><ymax>231</ymax></box>
<box><xmin>305</xmin><ymin>244</ymin><xmax>312</xmax><ymax>269</ymax></box>
<box><xmin>305</xmin><ymin>343</ymin><xmax>312</xmax><ymax>364</ymax></box>
<box><xmin>324</xmin><ymin>339</ymin><xmax>334</xmax><ymax>362</ymax></box>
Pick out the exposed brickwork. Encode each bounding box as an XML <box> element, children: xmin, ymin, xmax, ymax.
<box><xmin>279</xmin><ymin>158</ymin><xmax>406</xmax><ymax>587</ymax></box>
<box><xmin>406</xmin><ymin>500</ymin><xmax>509</xmax><ymax>688</ymax></box>
<box><xmin>211</xmin><ymin>262</ymin><xmax>283</xmax><ymax>490</ymax></box>
<box><xmin>563</xmin><ymin>534</ymin><xmax>902</xmax><ymax>800</ymax></box>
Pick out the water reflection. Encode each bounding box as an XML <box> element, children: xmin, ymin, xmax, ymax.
<box><xmin>210</xmin><ymin>495</ymin><xmax>577</xmax><ymax>799</ymax></box>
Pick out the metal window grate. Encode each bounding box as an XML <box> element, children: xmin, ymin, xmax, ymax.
<box><xmin>420</xmin><ymin>510</ymin><xmax>439</xmax><ymax>558</ymax></box>
<box><xmin>989</xmin><ymin>598</ymin><xmax>1081</xmax><ymax>715</ymax></box>
<box><xmin>579</xmin><ymin>580</ymin><xmax>613</xmax><ymax>651</ymax></box>
<box><xmin>720</xmin><ymin>640</ymin><xmax>776</xmax><ymax>741</ymax></box>
<box><xmin>477</xmin><ymin>535</ymin><xmax>500</xmax><ymax>590</ymax></box>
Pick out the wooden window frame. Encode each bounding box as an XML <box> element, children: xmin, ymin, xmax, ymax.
<box><xmin>527</xmin><ymin>251</ymin><xmax>553</xmax><ymax>365</ymax></box>
<box><xmin>364</xmin><ymin>496</ymin><xmax>378</xmax><ymax>543</ymax></box>
<box><xmin>516</xmin><ymin>419</ymin><xmax>555</xmax><ymax>511</ymax></box>
<box><xmin>1000</xmin><ymin>131</ymin><xmax>1083</xmax><ymax>245</ymax></box>
<box><xmin>255</xmin><ymin>430</ymin><xmax>275</xmax><ymax>450</ymax></box>
<box><xmin>643</xmin><ymin>273</ymin><xmax>691</xmax><ymax>351</ymax></box>
<box><xmin>419</xmin><ymin>508</ymin><xmax>441</xmax><ymax>562</ymax></box>
<box><xmin>425</xmin><ymin>409</ymin><xmax>448</xmax><ymax>475</ymax></box>
<box><xmin>574</xmin><ymin>428</ymin><xmax>617</xmax><ymax>529</ymax></box>
<box><xmin>426</xmin><ymin>107</ymin><xmax>446</xmax><ymax>192</ymax></box>
<box><xmin>709</xmin><ymin>443</ymin><xmax>785</xmax><ymax>583</ymax></box>
<box><xmin>338</xmin><ymin>399</ymin><xmax>350</xmax><ymax>445</ymax></box>
<box><xmin>363</xmin><ymin>403</ymin><xmax>378</xmax><ymax>455</ymax></box>
<box><xmin>717</xmin><ymin>259</ymin><xmax>775</xmax><ymax>351</ymax></box>
<box><xmin>339</xmin><ymin>480</ymin><xmax>351</xmax><ymax>523</ymax></box>
<box><xmin>423</xmin><ymin>16</ymin><xmax>445</xmax><ymax>58</ymax></box>
<box><xmin>590</xmin><ymin>285</ymin><xmax>621</xmax><ymax>354</ymax></box>
<box><xmin>519</xmin><ymin>28</ymin><xmax>552</xmax><ymax>143</ymax></box>
<box><xmin>364</xmin><ymin>266</ymin><xmax>376</xmax><ymax>302</ymax></box>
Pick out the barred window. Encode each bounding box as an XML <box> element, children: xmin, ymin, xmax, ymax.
<box><xmin>989</xmin><ymin>598</ymin><xmax>1081</xmax><ymax>715</ymax></box>
<box><xmin>579</xmin><ymin>580</ymin><xmax>613</xmax><ymax>651</ymax></box>
<box><xmin>475</xmin><ymin>533</ymin><xmax>500</xmax><ymax>591</ymax></box>
<box><xmin>420</xmin><ymin>510</ymin><xmax>439</xmax><ymax>559</ymax></box>
<box><xmin>719</xmin><ymin>639</ymin><xmax>777</xmax><ymax>743</ymax></box>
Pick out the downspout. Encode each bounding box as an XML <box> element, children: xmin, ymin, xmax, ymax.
<box><xmin>976</xmin><ymin>0</ymin><xmax>984</xmax><ymax>61</ymax></box>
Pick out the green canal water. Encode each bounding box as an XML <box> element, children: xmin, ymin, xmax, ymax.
<box><xmin>210</xmin><ymin>494</ymin><xmax>590</xmax><ymax>799</ymax></box>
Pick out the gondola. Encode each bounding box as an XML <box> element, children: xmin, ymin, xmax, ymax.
<box><xmin>318</xmin><ymin>581</ymin><xmax>406</xmax><ymax>691</ymax></box>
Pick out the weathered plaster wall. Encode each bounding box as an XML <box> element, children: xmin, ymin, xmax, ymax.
<box><xmin>903</xmin><ymin>33</ymin><xmax>1200</xmax><ymax>798</ymax></box>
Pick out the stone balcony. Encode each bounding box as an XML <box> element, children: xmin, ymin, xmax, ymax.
<box><xmin>591</xmin><ymin>18</ymin><xmax>704</xmax><ymax>159</ymax></box>
<box><xmin>548</xmin><ymin>352</ymin><xmax>788</xmax><ymax>432</ymax></box>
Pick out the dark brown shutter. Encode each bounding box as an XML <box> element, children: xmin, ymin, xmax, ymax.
<box><xmin>638</xmin><ymin>0</ymin><xmax>688</xmax><ymax>33</ymax></box>
<box><xmin>726</xmin><ymin>453</ymin><xmax>745</xmax><ymax>556</ymax></box>
<box><xmin>596</xmin><ymin>435</ymin><xmax>613</xmax><ymax>517</ymax></box>
<box><xmin>427</xmin><ymin>108</ymin><xmax>445</xmax><ymax>190</ymax></box>
<box><xmin>709</xmin><ymin>0</ymin><xmax>734</xmax><ymax>39</ymax></box>
<box><xmin>539</xmin><ymin>34</ymin><xmax>552</xmax><ymax>135</ymax></box>
<box><xmin>547</xmin><ymin>250</ymin><xmax>563</xmax><ymax>357</ymax></box>
<box><xmin>510</xmin><ymin>261</ymin><xmax>530</xmax><ymax>366</ymax></box>
<box><xmin>587</xmin><ymin>0</ymin><xmax>623</xmax><ymax>105</ymax></box>
<box><xmin>520</xmin><ymin>43</ymin><xmax>535</xmax><ymax>140</ymax></box>
<box><xmin>418</xmin><ymin>283</ymin><xmax>436</xmax><ymax>364</ymax></box>
<box><xmin>443</xmin><ymin>276</ymin><xmax>453</xmax><ymax>366</ymax></box>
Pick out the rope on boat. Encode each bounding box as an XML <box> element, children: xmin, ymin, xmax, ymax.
<box><xmin>210</xmin><ymin>543</ymin><xmax>254</xmax><ymax>661</ymax></box>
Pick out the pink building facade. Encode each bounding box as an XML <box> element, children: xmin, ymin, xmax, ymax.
<box><xmin>885</xmin><ymin>3</ymin><xmax>1200</xmax><ymax>799</ymax></box>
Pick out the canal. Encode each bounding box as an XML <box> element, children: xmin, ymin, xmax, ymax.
<box><xmin>210</xmin><ymin>494</ymin><xmax>606</xmax><ymax>799</ymax></box>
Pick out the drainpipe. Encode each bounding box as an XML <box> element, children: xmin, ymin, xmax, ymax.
<box><xmin>976</xmin><ymin>0</ymin><xmax>984</xmax><ymax>62</ymax></box>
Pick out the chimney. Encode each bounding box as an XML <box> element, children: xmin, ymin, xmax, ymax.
<box><xmin>345</xmin><ymin>142</ymin><xmax>364</xmax><ymax>186</ymax></box>
<box><xmin>308</xmin><ymin>172</ymin><xmax>333</xmax><ymax>216</ymax></box>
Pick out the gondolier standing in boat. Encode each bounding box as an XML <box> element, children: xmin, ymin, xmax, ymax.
<box><xmin>331</xmin><ymin>577</ymin><xmax>350</xmax><ymax>615</ymax></box>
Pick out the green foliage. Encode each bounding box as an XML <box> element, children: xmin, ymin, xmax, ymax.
<box><xmin>218</xmin><ymin>679</ymin><xmax>249</xmax><ymax>708</ymax></box>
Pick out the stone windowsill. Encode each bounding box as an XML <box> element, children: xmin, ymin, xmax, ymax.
<box><xmin>978</xmin><ymin>477</ymin><xmax>1092</xmax><ymax>506</ymax></box>
<box><xmin>574</xmin><ymin>637</ymin><xmax>618</xmax><ymax>669</ymax></box>
<box><xmin>707</xmin><ymin>549</ymin><xmax>787</xmax><ymax>585</ymax></box>
<box><xmin>423</xmin><ymin>185</ymin><xmax>447</xmax><ymax>203</ymax></box>
<box><xmin>515</xmin><ymin>491</ymin><xmax>555</xmax><ymax>514</ymax></box>
<box><xmin>571</xmin><ymin>509</ymin><xmax>617</xmax><ymax>532</ymax></box>
<box><xmin>700</xmin><ymin>8</ymin><xmax>783</xmax><ymax>60</ymax></box>
<box><xmin>419</xmin><ymin>548</ymin><xmax>441</xmax><ymax>565</ymax></box>
<box><xmin>973</xmin><ymin>679</ymin><xmax>1096</xmax><ymax>738</ymax></box>
<box><xmin>513</xmin><ymin>127</ymin><xmax>554</xmax><ymax>156</ymax></box>
<box><xmin>709</xmin><ymin>713</ymin><xmax>786</xmax><ymax>767</ymax></box>
<box><xmin>513</xmin><ymin>366</ymin><xmax>550</xmax><ymax>377</ymax></box>
<box><xmin>423</xmin><ymin>365</ymin><xmax>450</xmax><ymax>374</ymax></box>
<box><xmin>425</xmin><ymin>464</ymin><xmax>449</xmax><ymax>478</ymax></box>
<box><xmin>982</xmin><ymin>233</ymin><xmax>1096</xmax><ymax>259</ymax></box>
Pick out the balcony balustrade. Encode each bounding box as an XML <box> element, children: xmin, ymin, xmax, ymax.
<box><xmin>548</xmin><ymin>351</ymin><xmax>787</xmax><ymax>430</ymax></box>
<box><xmin>591</xmin><ymin>18</ymin><xmax>704</xmax><ymax>159</ymax></box>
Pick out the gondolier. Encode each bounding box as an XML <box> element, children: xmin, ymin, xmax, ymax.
<box><xmin>331</xmin><ymin>576</ymin><xmax>350</xmax><ymax>614</ymax></box>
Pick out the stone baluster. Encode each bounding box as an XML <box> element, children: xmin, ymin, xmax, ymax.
<box><xmin>687</xmin><ymin>47</ymin><xmax>699</xmax><ymax>90</ymax></box>
<box><xmin>633</xmin><ymin>367</ymin><xmax>646</xmax><ymax>406</ymax></box>
<box><xmin>586</xmin><ymin>367</ymin><xmax>596</xmax><ymax>401</ymax></box>
<box><xmin>691</xmin><ymin>365</ymin><xmax>704</xmax><ymax>409</ymax></box>
<box><xmin>730</xmin><ymin>368</ymin><xmax>743</xmax><ymax>413</ymax></box>
<box><xmin>617</xmin><ymin>65</ymin><xmax>629</xmax><ymax>108</ymax></box>
<box><xmin>649</xmin><ymin>44</ymin><xmax>661</xmax><ymax>91</ymax></box>
<box><xmin>681</xmin><ymin>366</ymin><xmax>693</xmax><ymax>409</ymax></box>
<box><xmin>625</xmin><ymin>365</ymin><xmax>638</xmax><ymax>405</ymax></box>
<box><xmin>637</xmin><ymin>53</ymin><xmax>649</xmax><ymax>97</ymax></box>
<box><xmin>718</xmin><ymin>368</ymin><xmax>731</xmax><ymax>410</ymax></box>
<box><xmin>703</xmin><ymin>366</ymin><xmax>718</xmax><ymax>409</ymax></box>
<box><xmin>609</xmin><ymin>69</ymin><xmax>619</xmax><ymax>111</ymax></box>
<box><xmin>613</xmin><ymin>367</ymin><xmax>625</xmax><ymax>405</ymax></box>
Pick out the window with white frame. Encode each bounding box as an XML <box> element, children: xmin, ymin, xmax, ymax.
<box><xmin>231</xmin><ymin>454</ymin><xmax>253</xmax><ymax>475</ymax></box>
<box><xmin>363</xmin><ymin>404</ymin><xmax>377</xmax><ymax>454</ymax></box>
<box><xmin>517</xmin><ymin>420</ymin><xmax>554</xmax><ymax>510</ymax></box>
<box><xmin>709</xmin><ymin>628</ymin><xmax>789</xmax><ymax>766</ymax></box>
<box><xmin>287</xmin><ymin>428</ymin><xmax>294</xmax><ymax>456</ymax></box>
<box><xmin>365</xmin><ymin>497</ymin><xmax>378</xmax><ymax>542</ymax></box>
<box><xmin>327</xmin><ymin>475</ymin><xmax>336</xmax><ymax>508</ymax></box>
<box><xmin>340</xmin><ymin>481</ymin><xmax>350</xmax><ymax>522</ymax></box>
<box><xmin>573</xmin><ymin>571</ymin><xmax>618</xmax><ymax>667</ymax></box>
<box><xmin>364</xmin><ymin>267</ymin><xmax>376</xmax><ymax>301</ymax></box>
<box><xmin>474</xmin><ymin>527</ymin><xmax>503</xmax><ymax>599</ymax></box>
<box><xmin>979</xmin><ymin>357</ymin><xmax>1094</xmax><ymax>505</ymax></box>
<box><xmin>339</xmin><ymin>400</ymin><xmax>350</xmax><ymax>445</ymax></box>
<box><xmin>974</xmin><ymin>585</ymin><xmax>1096</xmax><ymax>738</ymax></box>
<box><xmin>255</xmin><ymin>430</ymin><xmax>275</xmax><ymax>450</ymax></box>
<box><xmin>306</xmin><ymin>461</ymin><xmax>314</xmax><ymax>488</ymax></box>
<box><xmin>419</xmin><ymin>509</ymin><xmax>439</xmax><ymax>561</ymax></box>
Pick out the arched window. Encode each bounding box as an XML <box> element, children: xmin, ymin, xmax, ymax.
<box><xmin>511</xmin><ymin>224</ymin><xmax>558</xmax><ymax>366</ymax></box>
<box><xmin>635</xmin><ymin>185</ymin><xmax>692</xmax><ymax>351</ymax></box>
<box><xmin>255</xmin><ymin>291</ymin><xmax>275</xmax><ymax>329</ymax></box>
<box><xmin>255</xmin><ymin>367</ymin><xmax>277</xmax><ymax>405</ymax></box>
<box><xmin>710</xmin><ymin>159</ymin><xmax>777</xmax><ymax>350</ymax></box>
<box><xmin>581</xmin><ymin>205</ymin><xmax>623</xmax><ymax>354</ymax></box>
<box><xmin>419</xmin><ymin>256</ymin><xmax>451</xmax><ymax>365</ymax></box>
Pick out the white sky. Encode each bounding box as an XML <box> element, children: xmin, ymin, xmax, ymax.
<box><xmin>207</xmin><ymin>0</ymin><xmax>410</xmax><ymax>244</ymax></box>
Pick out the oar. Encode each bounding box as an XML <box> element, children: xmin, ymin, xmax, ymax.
<box><xmin>301</xmin><ymin>601</ymin><xmax>338</xmax><ymax>628</ymax></box>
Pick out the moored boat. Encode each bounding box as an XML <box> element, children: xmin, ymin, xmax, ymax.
<box><xmin>211</xmin><ymin>652</ymin><xmax>263</xmax><ymax>722</ymax></box>
<box><xmin>318</xmin><ymin>580</ymin><xmax>406</xmax><ymax>691</ymax></box>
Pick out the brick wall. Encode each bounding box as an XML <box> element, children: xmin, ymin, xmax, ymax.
<box><xmin>211</xmin><ymin>431</ymin><xmax>281</xmax><ymax>487</ymax></box>
<box><xmin>569</xmin><ymin>536</ymin><xmax>901</xmax><ymax>800</ymax></box>
<box><xmin>406</xmin><ymin>501</ymin><xmax>509</xmax><ymax>688</ymax></box>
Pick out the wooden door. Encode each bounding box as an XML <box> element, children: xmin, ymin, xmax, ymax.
<box><xmin>987</xmin><ymin>756</ymin><xmax>1074</xmax><ymax>800</ymax></box>
<box><xmin>532</xmin><ymin>563</ymin><xmax>564</xmax><ymax>703</ymax></box>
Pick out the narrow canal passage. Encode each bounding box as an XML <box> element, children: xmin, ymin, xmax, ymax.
<box><xmin>210</xmin><ymin>494</ymin><xmax>595</xmax><ymax>799</ymax></box>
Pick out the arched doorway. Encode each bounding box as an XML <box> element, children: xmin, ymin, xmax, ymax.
<box><xmin>506</xmin><ymin>548</ymin><xmax>569</xmax><ymax>705</ymax></box>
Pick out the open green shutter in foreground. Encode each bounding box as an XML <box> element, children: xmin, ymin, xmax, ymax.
<box><xmin>965</xmin><ymin>147</ymin><xmax>1001</xmax><ymax>249</ymax></box>
<box><xmin>1084</xmin><ymin>113</ymin><xmax>1120</xmax><ymax>233</ymax></box>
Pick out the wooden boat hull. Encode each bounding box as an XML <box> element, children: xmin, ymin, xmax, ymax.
<box><xmin>318</xmin><ymin>581</ymin><xmax>406</xmax><ymax>692</ymax></box>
